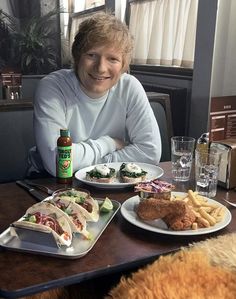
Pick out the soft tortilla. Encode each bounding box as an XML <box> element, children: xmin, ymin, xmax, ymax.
<box><xmin>13</xmin><ymin>202</ymin><xmax>72</xmax><ymax>247</ymax></box>
<box><xmin>54</xmin><ymin>190</ymin><xmax>99</xmax><ymax>222</ymax></box>
<box><xmin>47</xmin><ymin>197</ymin><xmax>90</xmax><ymax>238</ymax></box>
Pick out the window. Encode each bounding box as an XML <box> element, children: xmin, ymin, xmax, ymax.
<box><xmin>59</xmin><ymin>0</ymin><xmax>106</xmax><ymax>67</ymax></box>
<box><xmin>128</xmin><ymin>0</ymin><xmax>198</xmax><ymax>68</ymax></box>
<box><xmin>0</xmin><ymin>0</ymin><xmax>198</xmax><ymax>76</ymax></box>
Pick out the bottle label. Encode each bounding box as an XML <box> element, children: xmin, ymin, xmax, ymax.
<box><xmin>57</xmin><ymin>146</ymin><xmax>72</xmax><ymax>178</ymax></box>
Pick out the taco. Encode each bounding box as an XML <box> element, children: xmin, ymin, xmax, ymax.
<box><xmin>12</xmin><ymin>202</ymin><xmax>72</xmax><ymax>247</ymax></box>
<box><xmin>46</xmin><ymin>197</ymin><xmax>90</xmax><ymax>239</ymax></box>
<box><xmin>53</xmin><ymin>188</ymin><xmax>99</xmax><ymax>222</ymax></box>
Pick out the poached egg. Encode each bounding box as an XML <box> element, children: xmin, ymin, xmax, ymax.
<box><xmin>124</xmin><ymin>163</ymin><xmax>142</xmax><ymax>174</ymax></box>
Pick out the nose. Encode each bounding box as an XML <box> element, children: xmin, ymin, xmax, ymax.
<box><xmin>95</xmin><ymin>57</ymin><xmax>107</xmax><ymax>73</ymax></box>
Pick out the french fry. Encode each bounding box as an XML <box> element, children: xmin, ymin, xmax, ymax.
<box><xmin>186</xmin><ymin>197</ymin><xmax>194</xmax><ymax>206</ymax></box>
<box><xmin>210</xmin><ymin>206</ymin><xmax>223</xmax><ymax>218</ymax></box>
<box><xmin>199</xmin><ymin>202</ymin><xmax>219</xmax><ymax>208</ymax></box>
<box><xmin>188</xmin><ymin>190</ymin><xmax>201</xmax><ymax>207</ymax></box>
<box><xmin>211</xmin><ymin>207</ymin><xmax>226</xmax><ymax>222</ymax></box>
<box><xmin>199</xmin><ymin>207</ymin><xmax>216</xmax><ymax>226</ymax></box>
<box><xmin>196</xmin><ymin>194</ymin><xmax>208</xmax><ymax>203</ymax></box>
<box><xmin>171</xmin><ymin>189</ymin><xmax>225</xmax><ymax>230</ymax></box>
<box><xmin>196</xmin><ymin>216</ymin><xmax>210</xmax><ymax>228</ymax></box>
<box><xmin>211</xmin><ymin>207</ymin><xmax>225</xmax><ymax>217</ymax></box>
<box><xmin>215</xmin><ymin>216</ymin><xmax>224</xmax><ymax>223</ymax></box>
<box><xmin>218</xmin><ymin>207</ymin><xmax>226</xmax><ymax>218</ymax></box>
<box><xmin>192</xmin><ymin>222</ymin><xmax>198</xmax><ymax>230</ymax></box>
<box><xmin>200</xmin><ymin>206</ymin><xmax>213</xmax><ymax>213</ymax></box>
<box><xmin>192</xmin><ymin>209</ymin><xmax>201</xmax><ymax>218</ymax></box>
<box><xmin>182</xmin><ymin>197</ymin><xmax>189</xmax><ymax>203</ymax></box>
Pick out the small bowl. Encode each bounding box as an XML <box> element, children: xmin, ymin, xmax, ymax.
<box><xmin>138</xmin><ymin>190</ymin><xmax>171</xmax><ymax>201</ymax></box>
<box><xmin>135</xmin><ymin>179</ymin><xmax>175</xmax><ymax>201</ymax></box>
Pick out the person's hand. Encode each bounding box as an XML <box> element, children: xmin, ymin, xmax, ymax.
<box><xmin>113</xmin><ymin>138</ymin><xmax>126</xmax><ymax>150</ymax></box>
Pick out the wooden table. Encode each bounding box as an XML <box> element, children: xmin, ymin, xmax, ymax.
<box><xmin>0</xmin><ymin>162</ymin><xmax>235</xmax><ymax>298</ymax></box>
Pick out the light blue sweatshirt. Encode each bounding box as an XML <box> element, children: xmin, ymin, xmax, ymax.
<box><xmin>33</xmin><ymin>69</ymin><xmax>161</xmax><ymax>176</ymax></box>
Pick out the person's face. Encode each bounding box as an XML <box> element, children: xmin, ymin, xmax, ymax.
<box><xmin>77</xmin><ymin>45</ymin><xmax>124</xmax><ymax>98</ymax></box>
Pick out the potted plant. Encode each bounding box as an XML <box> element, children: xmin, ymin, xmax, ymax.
<box><xmin>0</xmin><ymin>8</ymin><xmax>61</xmax><ymax>75</ymax></box>
<box><xmin>0</xmin><ymin>9</ymin><xmax>15</xmax><ymax>70</ymax></box>
<box><xmin>13</xmin><ymin>9</ymin><xmax>61</xmax><ymax>74</ymax></box>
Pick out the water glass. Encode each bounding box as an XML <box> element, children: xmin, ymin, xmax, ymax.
<box><xmin>171</xmin><ymin>136</ymin><xmax>196</xmax><ymax>181</ymax></box>
<box><xmin>195</xmin><ymin>149</ymin><xmax>222</xmax><ymax>198</ymax></box>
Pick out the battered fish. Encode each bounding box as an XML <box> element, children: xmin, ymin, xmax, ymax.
<box><xmin>137</xmin><ymin>198</ymin><xmax>176</xmax><ymax>220</ymax></box>
<box><xmin>136</xmin><ymin>198</ymin><xmax>196</xmax><ymax>230</ymax></box>
<box><xmin>163</xmin><ymin>203</ymin><xmax>196</xmax><ymax>230</ymax></box>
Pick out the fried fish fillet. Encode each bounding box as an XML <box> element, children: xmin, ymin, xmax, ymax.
<box><xmin>163</xmin><ymin>203</ymin><xmax>196</xmax><ymax>230</ymax></box>
<box><xmin>136</xmin><ymin>198</ymin><xmax>196</xmax><ymax>230</ymax></box>
<box><xmin>137</xmin><ymin>198</ymin><xmax>176</xmax><ymax>220</ymax></box>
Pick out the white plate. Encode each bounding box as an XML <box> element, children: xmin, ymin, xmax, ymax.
<box><xmin>120</xmin><ymin>192</ymin><xmax>232</xmax><ymax>236</ymax></box>
<box><xmin>74</xmin><ymin>162</ymin><xmax>164</xmax><ymax>189</ymax></box>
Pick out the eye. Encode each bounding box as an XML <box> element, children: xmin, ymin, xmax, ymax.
<box><xmin>109</xmin><ymin>56</ymin><xmax>121</xmax><ymax>63</ymax></box>
<box><xmin>86</xmin><ymin>53</ymin><xmax>97</xmax><ymax>59</ymax></box>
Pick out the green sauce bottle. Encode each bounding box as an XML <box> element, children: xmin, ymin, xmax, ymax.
<box><xmin>56</xmin><ymin>129</ymin><xmax>73</xmax><ymax>184</ymax></box>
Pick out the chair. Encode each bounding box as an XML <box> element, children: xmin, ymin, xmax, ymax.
<box><xmin>146</xmin><ymin>92</ymin><xmax>173</xmax><ymax>162</ymax></box>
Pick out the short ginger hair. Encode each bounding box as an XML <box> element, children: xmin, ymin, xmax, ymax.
<box><xmin>72</xmin><ymin>12</ymin><xmax>133</xmax><ymax>72</ymax></box>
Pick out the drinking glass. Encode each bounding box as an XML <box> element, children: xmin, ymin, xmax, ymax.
<box><xmin>195</xmin><ymin>149</ymin><xmax>222</xmax><ymax>198</ymax></box>
<box><xmin>171</xmin><ymin>136</ymin><xmax>196</xmax><ymax>181</ymax></box>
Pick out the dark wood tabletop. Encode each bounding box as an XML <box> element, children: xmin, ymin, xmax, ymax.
<box><xmin>0</xmin><ymin>161</ymin><xmax>235</xmax><ymax>299</ymax></box>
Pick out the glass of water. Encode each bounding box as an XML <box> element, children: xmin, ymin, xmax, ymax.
<box><xmin>195</xmin><ymin>149</ymin><xmax>222</xmax><ymax>198</ymax></box>
<box><xmin>171</xmin><ymin>136</ymin><xmax>196</xmax><ymax>181</ymax></box>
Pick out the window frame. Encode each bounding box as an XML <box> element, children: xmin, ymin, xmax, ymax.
<box><xmin>130</xmin><ymin>64</ymin><xmax>193</xmax><ymax>80</ymax></box>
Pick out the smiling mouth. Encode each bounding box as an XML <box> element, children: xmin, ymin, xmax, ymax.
<box><xmin>90</xmin><ymin>74</ymin><xmax>110</xmax><ymax>81</ymax></box>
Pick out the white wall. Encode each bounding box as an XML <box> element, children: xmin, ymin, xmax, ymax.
<box><xmin>211</xmin><ymin>0</ymin><xmax>236</xmax><ymax>97</ymax></box>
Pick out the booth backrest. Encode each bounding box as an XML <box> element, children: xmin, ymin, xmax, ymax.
<box><xmin>0</xmin><ymin>91</ymin><xmax>173</xmax><ymax>182</ymax></box>
<box><xmin>0</xmin><ymin>109</ymin><xmax>35</xmax><ymax>183</ymax></box>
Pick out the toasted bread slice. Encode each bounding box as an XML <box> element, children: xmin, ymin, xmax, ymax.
<box><xmin>120</xmin><ymin>174</ymin><xmax>147</xmax><ymax>184</ymax></box>
<box><xmin>85</xmin><ymin>174</ymin><xmax>115</xmax><ymax>183</ymax></box>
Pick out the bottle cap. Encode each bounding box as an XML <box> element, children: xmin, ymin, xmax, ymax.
<box><xmin>202</xmin><ymin>132</ymin><xmax>209</xmax><ymax>138</ymax></box>
<box><xmin>60</xmin><ymin>129</ymin><xmax>70</xmax><ymax>137</ymax></box>
<box><xmin>197</xmin><ymin>132</ymin><xmax>209</xmax><ymax>144</ymax></box>
<box><xmin>203</xmin><ymin>133</ymin><xmax>209</xmax><ymax>141</ymax></box>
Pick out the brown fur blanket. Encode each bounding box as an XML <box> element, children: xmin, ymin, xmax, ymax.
<box><xmin>106</xmin><ymin>233</ymin><xmax>236</xmax><ymax>299</ymax></box>
<box><xmin>20</xmin><ymin>233</ymin><xmax>236</xmax><ymax>299</ymax></box>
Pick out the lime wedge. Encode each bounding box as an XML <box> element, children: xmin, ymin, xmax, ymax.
<box><xmin>100</xmin><ymin>197</ymin><xmax>113</xmax><ymax>213</ymax></box>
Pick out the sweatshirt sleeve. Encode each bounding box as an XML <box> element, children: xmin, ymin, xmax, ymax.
<box><xmin>102</xmin><ymin>77</ymin><xmax>162</xmax><ymax>166</ymax></box>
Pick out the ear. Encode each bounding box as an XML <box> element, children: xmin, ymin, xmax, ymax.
<box><xmin>122</xmin><ymin>66</ymin><xmax>130</xmax><ymax>74</ymax></box>
<box><xmin>121</xmin><ymin>61</ymin><xmax>130</xmax><ymax>74</ymax></box>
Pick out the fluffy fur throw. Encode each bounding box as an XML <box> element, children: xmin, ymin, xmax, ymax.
<box><xmin>190</xmin><ymin>233</ymin><xmax>236</xmax><ymax>272</ymax></box>
<box><xmin>106</xmin><ymin>233</ymin><xmax>236</xmax><ymax>299</ymax></box>
<box><xmin>20</xmin><ymin>233</ymin><xmax>236</xmax><ymax>299</ymax></box>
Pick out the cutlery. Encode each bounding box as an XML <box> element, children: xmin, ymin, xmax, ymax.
<box><xmin>23</xmin><ymin>180</ymin><xmax>54</xmax><ymax>195</ymax></box>
<box><xmin>223</xmin><ymin>198</ymin><xmax>236</xmax><ymax>208</ymax></box>
<box><xmin>16</xmin><ymin>181</ymin><xmax>47</xmax><ymax>202</ymax></box>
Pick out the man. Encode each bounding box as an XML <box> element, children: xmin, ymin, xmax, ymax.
<box><xmin>31</xmin><ymin>12</ymin><xmax>161</xmax><ymax>176</ymax></box>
